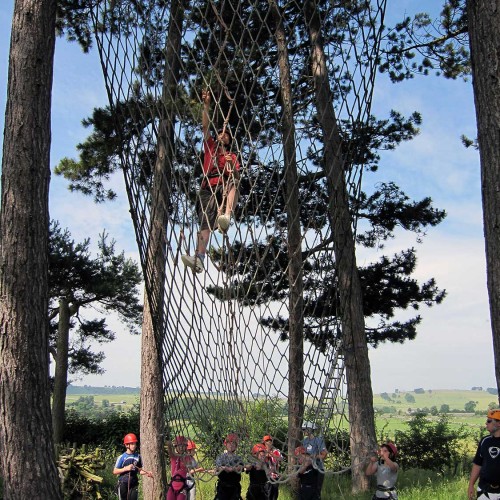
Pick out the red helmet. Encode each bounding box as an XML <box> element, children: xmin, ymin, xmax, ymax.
<box><xmin>187</xmin><ymin>440</ymin><xmax>197</xmax><ymax>451</ymax></box>
<box><xmin>294</xmin><ymin>446</ymin><xmax>306</xmax><ymax>456</ymax></box>
<box><xmin>123</xmin><ymin>433</ymin><xmax>138</xmax><ymax>445</ymax></box>
<box><xmin>252</xmin><ymin>443</ymin><xmax>266</xmax><ymax>455</ymax></box>
<box><xmin>174</xmin><ymin>435</ymin><xmax>188</xmax><ymax>446</ymax></box>
<box><xmin>384</xmin><ymin>442</ymin><xmax>398</xmax><ymax>457</ymax></box>
<box><xmin>224</xmin><ymin>433</ymin><xmax>239</xmax><ymax>445</ymax></box>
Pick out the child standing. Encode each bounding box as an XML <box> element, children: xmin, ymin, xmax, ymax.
<box><xmin>365</xmin><ymin>443</ymin><xmax>399</xmax><ymax>500</ymax></box>
<box><xmin>186</xmin><ymin>439</ymin><xmax>205</xmax><ymax>500</ymax></box>
<box><xmin>245</xmin><ymin>443</ymin><xmax>270</xmax><ymax>500</ymax></box>
<box><xmin>113</xmin><ymin>433</ymin><xmax>153</xmax><ymax>500</ymax></box>
<box><xmin>263</xmin><ymin>435</ymin><xmax>282</xmax><ymax>500</ymax></box>
<box><xmin>167</xmin><ymin>435</ymin><xmax>195</xmax><ymax>500</ymax></box>
<box><xmin>214</xmin><ymin>433</ymin><xmax>244</xmax><ymax>500</ymax></box>
<box><xmin>295</xmin><ymin>446</ymin><xmax>319</xmax><ymax>500</ymax></box>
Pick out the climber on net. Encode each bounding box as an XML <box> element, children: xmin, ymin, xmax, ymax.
<box><xmin>181</xmin><ymin>89</ymin><xmax>241</xmax><ymax>273</ymax></box>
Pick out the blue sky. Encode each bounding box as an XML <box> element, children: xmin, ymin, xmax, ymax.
<box><xmin>0</xmin><ymin>2</ymin><xmax>494</xmax><ymax>394</ymax></box>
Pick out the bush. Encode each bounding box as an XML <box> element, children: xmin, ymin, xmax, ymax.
<box><xmin>439</xmin><ymin>404</ymin><xmax>450</xmax><ymax>413</ymax></box>
<box><xmin>323</xmin><ymin>429</ymin><xmax>351</xmax><ymax>472</ymax></box>
<box><xmin>64</xmin><ymin>406</ymin><xmax>140</xmax><ymax>448</ymax></box>
<box><xmin>464</xmin><ymin>401</ymin><xmax>477</xmax><ymax>412</ymax></box>
<box><xmin>377</xmin><ymin>406</ymin><xmax>397</xmax><ymax>415</ymax></box>
<box><xmin>395</xmin><ymin>413</ymin><xmax>472</xmax><ymax>475</ymax></box>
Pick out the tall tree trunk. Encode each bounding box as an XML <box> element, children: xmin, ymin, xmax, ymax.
<box><xmin>140</xmin><ymin>294</ymin><xmax>167</xmax><ymax>500</ymax></box>
<box><xmin>269</xmin><ymin>0</ymin><xmax>304</xmax><ymax>490</ymax></box>
<box><xmin>0</xmin><ymin>0</ymin><xmax>62</xmax><ymax>498</ymax></box>
<box><xmin>52</xmin><ymin>298</ymin><xmax>71</xmax><ymax>444</ymax></box>
<box><xmin>140</xmin><ymin>2</ymin><xmax>185</xmax><ymax>498</ymax></box>
<box><xmin>467</xmin><ymin>0</ymin><xmax>500</xmax><ymax>401</ymax></box>
<box><xmin>304</xmin><ymin>0</ymin><xmax>377</xmax><ymax>492</ymax></box>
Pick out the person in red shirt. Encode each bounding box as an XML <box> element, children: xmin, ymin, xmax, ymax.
<box><xmin>263</xmin><ymin>435</ymin><xmax>282</xmax><ymax>500</ymax></box>
<box><xmin>182</xmin><ymin>89</ymin><xmax>240</xmax><ymax>273</ymax></box>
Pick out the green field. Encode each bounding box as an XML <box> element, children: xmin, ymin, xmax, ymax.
<box><xmin>65</xmin><ymin>392</ymin><xmax>139</xmax><ymax>410</ymax></box>
<box><xmin>65</xmin><ymin>387</ymin><xmax>496</xmax><ymax>438</ymax></box>
<box><xmin>373</xmin><ymin>388</ymin><xmax>497</xmax><ymax>412</ymax></box>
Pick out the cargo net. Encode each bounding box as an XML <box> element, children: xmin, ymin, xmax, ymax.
<box><xmin>91</xmin><ymin>0</ymin><xmax>386</xmax><ymax>482</ymax></box>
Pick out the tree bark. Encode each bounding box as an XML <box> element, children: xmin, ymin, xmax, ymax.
<box><xmin>467</xmin><ymin>0</ymin><xmax>500</xmax><ymax>401</ymax></box>
<box><xmin>140</xmin><ymin>294</ymin><xmax>167</xmax><ymax>500</ymax></box>
<box><xmin>52</xmin><ymin>298</ymin><xmax>71</xmax><ymax>444</ymax></box>
<box><xmin>269</xmin><ymin>0</ymin><xmax>305</xmax><ymax>491</ymax></box>
<box><xmin>304</xmin><ymin>0</ymin><xmax>377</xmax><ymax>492</ymax></box>
<box><xmin>0</xmin><ymin>0</ymin><xmax>62</xmax><ymax>498</ymax></box>
<box><xmin>140</xmin><ymin>2</ymin><xmax>185</xmax><ymax>498</ymax></box>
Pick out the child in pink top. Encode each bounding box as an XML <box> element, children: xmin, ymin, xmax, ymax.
<box><xmin>167</xmin><ymin>436</ymin><xmax>194</xmax><ymax>500</ymax></box>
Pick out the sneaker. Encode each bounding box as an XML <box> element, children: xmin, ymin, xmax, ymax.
<box><xmin>217</xmin><ymin>214</ymin><xmax>231</xmax><ymax>232</ymax></box>
<box><xmin>181</xmin><ymin>254</ymin><xmax>204</xmax><ymax>273</ymax></box>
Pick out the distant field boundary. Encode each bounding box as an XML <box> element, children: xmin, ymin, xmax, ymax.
<box><xmin>66</xmin><ymin>386</ymin><xmax>498</xmax><ymax>412</ymax></box>
<box><xmin>67</xmin><ymin>385</ymin><xmax>140</xmax><ymax>395</ymax></box>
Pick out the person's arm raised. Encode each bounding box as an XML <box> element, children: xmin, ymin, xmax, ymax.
<box><xmin>202</xmin><ymin>89</ymin><xmax>211</xmax><ymax>141</ymax></box>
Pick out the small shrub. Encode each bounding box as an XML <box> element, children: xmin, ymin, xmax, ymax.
<box><xmin>395</xmin><ymin>413</ymin><xmax>472</xmax><ymax>475</ymax></box>
<box><xmin>381</xmin><ymin>392</ymin><xmax>392</xmax><ymax>401</ymax></box>
<box><xmin>464</xmin><ymin>401</ymin><xmax>477</xmax><ymax>412</ymax></box>
<box><xmin>405</xmin><ymin>393</ymin><xmax>416</xmax><ymax>403</ymax></box>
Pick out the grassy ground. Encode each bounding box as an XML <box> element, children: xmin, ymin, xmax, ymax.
<box><xmin>178</xmin><ymin>469</ymin><xmax>470</xmax><ymax>500</ymax></box>
<box><xmin>0</xmin><ymin>451</ymin><xmax>471</xmax><ymax>500</ymax></box>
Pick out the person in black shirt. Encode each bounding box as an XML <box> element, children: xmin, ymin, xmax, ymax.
<box><xmin>245</xmin><ymin>443</ymin><xmax>270</xmax><ymax>500</ymax></box>
<box><xmin>468</xmin><ymin>409</ymin><xmax>500</xmax><ymax>500</ymax></box>
<box><xmin>295</xmin><ymin>446</ymin><xmax>319</xmax><ymax>500</ymax></box>
<box><xmin>214</xmin><ymin>433</ymin><xmax>244</xmax><ymax>500</ymax></box>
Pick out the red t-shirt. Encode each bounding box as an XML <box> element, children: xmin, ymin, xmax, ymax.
<box><xmin>266</xmin><ymin>448</ymin><xmax>282</xmax><ymax>480</ymax></box>
<box><xmin>203</xmin><ymin>136</ymin><xmax>240</xmax><ymax>187</ymax></box>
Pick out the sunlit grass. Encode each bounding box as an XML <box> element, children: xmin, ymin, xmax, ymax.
<box><xmin>191</xmin><ymin>469</ymin><xmax>470</xmax><ymax>500</ymax></box>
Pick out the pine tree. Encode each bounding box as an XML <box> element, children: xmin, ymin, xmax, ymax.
<box><xmin>0</xmin><ymin>0</ymin><xmax>62</xmax><ymax>497</ymax></box>
<box><xmin>48</xmin><ymin>221</ymin><xmax>142</xmax><ymax>443</ymax></box>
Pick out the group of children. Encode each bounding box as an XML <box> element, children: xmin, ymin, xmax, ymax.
<box><xmin>113</xmin><ymin>432</ymin><xmax>284</xmax><ymax>500</ymax></box>
<box><xmin>114</xmin><ymin>431</ymin><xmax>399</xmax><ymax>500</ymax></box>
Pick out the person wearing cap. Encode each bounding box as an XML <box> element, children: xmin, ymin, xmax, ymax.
<box><xmin>302</xmin><ymin>422</ymin><xmax>328</xmax><ymax>498</ymax></box>
<box><xmin>181</xmin><ymin>89</ymin><xmax>241</xmax><ymax>273</ymax></box>
<box><xmin>113</xmin><ymin>433</ymin><xmax>153</xmax><ymax>500</ymax></box>
<box><xmin>295</xmin><ymin>446</ymin><xmax>320</xmax><ymax>500</ymax></box>
<box><xmin>214</xmin><ymin>433</ymin><xmax>244</xmax><ymax>500</ymax></box>
<box><xmin>262</xmin><ymin>435</ymin><xmax>282</xmax><ymax>500</ymax></box>
<box><xmin>365</xmin><ymin>442</ymin><xmax>399</xmax><ymax>499</ymax></box>
<box><xmin>468</xmin><ymin>409</ymin><xmax>500</xmax><ymax>500</ymax></box>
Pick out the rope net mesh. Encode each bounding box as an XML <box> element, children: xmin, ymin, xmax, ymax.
<box><xmin>91</xmin><ymin>0</ymin><xmax>386</xmax><ymax>479</ymax></box>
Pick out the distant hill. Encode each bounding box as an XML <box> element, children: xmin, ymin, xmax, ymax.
<box><xmin>66</xmin><ymin>386</ymin><xmax>498</xmax><ymax>412</ymax></box>
<box><xmin>374</xmin><ymin>388</ymin><xmax>498</xmax><ymax>413</ymax></box>
<box><xmin>67</xmin><ymin>385</ymin><xmax>140</xmax><ymax>395</ymax></box>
